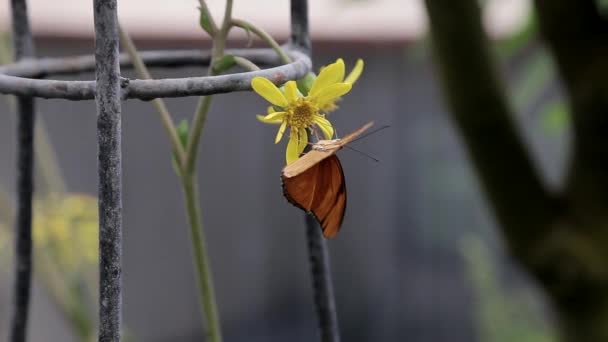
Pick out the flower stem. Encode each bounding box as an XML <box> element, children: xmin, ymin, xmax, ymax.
<box><xmin>179</xmin><ymin>173</ymin><xmax>222</xmax><ymax>342</ymax></box>
<box><xmin>33</xmin><ymin>121</ymin><xmax>66</xmax><ymax>195</ymax></box>
<box><xmin>185</xmin><ymin>0</ymin><xmax>233</xmax><ymax>172</ymax></box>
<box><xmin>118</xmin><ymin>24</ymin><xmax>186</xmax><ymax>165</ymax></box>
<box><xmin>185</xmin><ymin>93</ymin><xmax>214</xmax><ymax>173</ymax></box>
<box><xmin>231</xmin><ymin>18</ymin><xmax>292</xmax><ymax>64</ymax></box>
<box><xmin>233</xmin><ymin>56</ymin><xmax>261</xmax><ymax>71</ymax></box>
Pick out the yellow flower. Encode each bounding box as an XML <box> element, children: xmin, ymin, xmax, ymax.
<box><xmin>252</xmin><ymin>59</ymin><xmax>355</xmax><ymax>164</ymax></box>
<box><xmin>319</xmin><ymin>58</ymin><xmax>364</xmax><ymax>113</ymax></box>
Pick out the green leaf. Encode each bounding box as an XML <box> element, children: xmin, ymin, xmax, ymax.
<box><xmin>512</xmin><ymin>50</ymin><xmax>553</xmax><ymax>113</ymax></box>
<box><xmin>172</xmin><ymin>120</ymin><xmax>189</xmax><ymax>172</ymax></box>
<box><xmin>198</xmin><ymin>6</ymin><xmax>214</xmax><ymax>35</ymax></box>
<box><xmin>176</xmin><ymin>119</ymin><xmax>189</xmax><ymax>148</ymax></box>
<box><xmin>212</xmin><ymin>54</ymin><xmax>236</xmax><ymax>74</ymax></box>
<box><xmin>296</xmin><ymin>72</ymin><xmax>316</xmax><ymax>96</ymax></box>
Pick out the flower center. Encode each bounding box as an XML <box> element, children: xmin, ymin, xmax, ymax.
<box><xmin>287</xmin><ymin>98</ymin><xmax>318</xmax><ymax>129</ymax></box>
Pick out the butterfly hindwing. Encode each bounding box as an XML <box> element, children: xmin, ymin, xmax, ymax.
<box><xmin>282</xmin><ymin>155</ymin><xmax>346</xmax><ymax>238</ymax></box>
<box><xmin>314</xmin><ymin>155</ymin><xmax>346</xmax><ymax>238</ymax></box>
<box><xmin>282</xmin><ymin>162</ymin><xmax>319</xmax><ymax>212</ymax></box>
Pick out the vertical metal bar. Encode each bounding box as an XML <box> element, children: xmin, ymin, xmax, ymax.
<box><xmin>292</xmin><ymin>0</ymin><xmax>341</xmax><ymax>340</ymax></box>
<box><xmin>290</xmin><ymin>0</ymin><xmax>311</xmax><ymax>53</ymax></box>
<box><xmin>305</xmin><ymin>215</ymin><xmax>341</xmax><ymax>342</ymax></box>
<box><xmin>9</xmin><ymin>0</ymin><xmax>36</xmax><ymax>341</ymax></box>
<box><xmin>93</xmin><ymin>0</ymin><xmax>123</xmax><ymax>341</ymax></box>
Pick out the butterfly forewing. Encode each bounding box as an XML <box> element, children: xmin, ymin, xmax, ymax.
<box><xmin>282</xmin><ymin>121</ymin><xmax>375</xmax><ymax>179</ymax></box>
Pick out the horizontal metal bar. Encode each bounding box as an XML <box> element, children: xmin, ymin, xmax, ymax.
<box><xmin>0</xmin><ymin>48</ymin><xmax>293</xmax><ymax>77</ymax></box>
<box><xmin>0</xmin><ymin>49</ymin><xmax>311</xmax><ymax>101</ymax></box>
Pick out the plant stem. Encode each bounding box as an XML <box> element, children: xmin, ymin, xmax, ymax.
<box><xmin>231</xmin><ymin>18</ymin><xmax>292</xmax><ymax>64</ymax></box>
<box><xmin>185</xmin><ymin>0</ymin><xmax>233</xmax><ymax>171</ymax></box>
<box><xmin>176</xmin><ymin>3</ymin><xmax>235</xmax><ymax>341</ymax></box>
<box><xmin>179</xmin><ymin>173</ymin><xmax>222</xmax><ymax>342</ymax></box>
<box><xmin>221</xmin><ymin>0</ymin><xmax>234</xmax><ymax>32</ymax></box>
<box><xmin>33</xmin><ymin>121</ymin><xmax>66</xmax><ymax>195</ymax></box>
<box><xmin>118</xmin><ymin>24</ymin><xmax>186</xmax><ymax>165</ymax></box>
<box><xmin>37</xmin><ymin>249</ymin><xmax>94</xmax><ymax>341</ymax></box>
<box><xmin>185</xmin><ymin>94</ymin><xmax>214</xmax><ymax>173</ymax></box>
<box><xmin>233</xmin><ymin>56</ymin><xmax>261</xmax><ymax>71</ymax></box>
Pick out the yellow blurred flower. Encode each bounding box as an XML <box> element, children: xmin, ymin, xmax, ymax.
<box><xmin>32</xmin><ymin>194</ymin><xmax>98</xmax><ymax>274</ymax></box>
<box><xmin>252</xmin><ymin>58</ymin><xmax>357</xmax><ymax>164</ymax></box>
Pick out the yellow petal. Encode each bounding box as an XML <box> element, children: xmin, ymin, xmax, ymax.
<box><xmin>344</xmin><ymin>59</ymin><xmax>364</xmax><ymax>84</ymax></box>
<box><xmin>315</xmin><ymin>83</ymin><xmax>352</xmax><ymax>109</ymax></box>
<box><xmin>298</xmin><ymin>128</ymin><xmax>309</xmax><ymax>155</ymax></box>
<box><xmin>267</xmin><ymin>106</ymin><xmax>275</xmax><ymax>114</ymax></box>
<box><xmin>275</xmin><ymin>120</ymin><xmax>287</xmax><ymax>143</ymax></box>
<box><xmin>286</xmin><ymin>129</ymin><xmax>300</xmax><ymax>164</ymax></box>
<box><xmin>284</xmin><ymin>81</ymin><xmax>299</xmax><ymax>103</ymax></box>
<box><xmin>256</xmin><ymin>111</ymin><xmax>286</xmax><ymax>124</ymax></box>
<box><xmin>314</xmin><ymin>115</ymin><xmax>334</xmax><ymax>139</ymax></box>
<box><xmin>309</xmin><ymin>59</ymin><xmax>346</xmax><ymax>97</ymax></box>
<box><xmin>252</xmin><ymin>77</ymin><xmax>288</xmax><ymax>108</ymax></box>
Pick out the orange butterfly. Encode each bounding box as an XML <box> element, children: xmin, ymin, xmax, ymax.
<box><xmin>281</xmin><ymin>122</ymin><xmax>374</xmax><ymax>238</ymax></box>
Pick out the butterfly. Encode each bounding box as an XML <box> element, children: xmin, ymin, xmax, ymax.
<box><xmin>281</xmin><ymin>122</ymin><xmax>374</xmax><ymax>238</ymax></box>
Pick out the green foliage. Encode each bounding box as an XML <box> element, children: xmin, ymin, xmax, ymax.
<box><xmin>511</xmin><ymin>50</ymin><xmax>552</xmax><ymax>111</ymax></box>
<box><xmin>540</xmin><ymin>101</ymin><xmax>569</xmax><ymax>135</ymax></box>
<box><xmin>198</xmin><ymin>6</ymin><xmax>214</xmax><ymax>35</ymax></box>
<box><xmin>494</xmin><ymin>14</ymin><xmax>537</xmax><ymax>60</ymax></box>
<box><xmin>461</xmin><ymin>235</ymin><xmax>557</xmax><ymax>342</ymax></box>
<box><xmin>296</xmin><ymin>72</ymin><xmax>316</xmax><ymax>96</ymax></box>
<box><xmin>494</xmin><ymin>8</ymin><xmax>570</xmax><ymax>137</ymax></box>
<box><xmin>598</xmin><ymin>0</ymin><xmax>608</xmax><ymax>13</ymax></box>
<box><xmin>212</xmin><ymin>54</ymin><xmax>236</xmax><ymax>74</ymax></box>
<box><xmin>176</xmin><ymin>119</ymin><xmax>190</xmax><ymax>148</ymax></box>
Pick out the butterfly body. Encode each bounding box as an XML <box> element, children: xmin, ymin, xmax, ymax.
<box><xmin>312</xmin><ymin>139</ymin><xmax>341</xmax><ymax>151</ymax></box>
<box><xmin>281</xmin><ymin>122</ymin><xmax>373</xmax><ymax>238</ymax></box>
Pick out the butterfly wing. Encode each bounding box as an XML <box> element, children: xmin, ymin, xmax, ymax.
<box><xmin>282</xmin><ymin>121</ymin><xmax>375</xmax><ymax>179</ymax></box>
<box><xmin>282</xmin><ymin>155</ymin><xmax>347</xmax><ymax>238</ymax></box>
<box><xmin>282</xmin><ymin>149</ymin><xmax>336</xmax><ymax>178</ymax></box>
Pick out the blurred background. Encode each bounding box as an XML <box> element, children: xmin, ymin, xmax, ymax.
<box><xmin>0</xmin><ymin>0</ymin><xmax>568</xmax><ymax>341</ymax></box>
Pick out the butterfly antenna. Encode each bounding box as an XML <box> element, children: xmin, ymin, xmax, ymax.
<box><xmin>343</xmin><ymin>145</ymin><xmax>380</xmax><ymax>163</ymax></box>
<box><xmin>350</xmin><ymin>124</ymin><xmax>391</xmax><ymax>144</ymax></box>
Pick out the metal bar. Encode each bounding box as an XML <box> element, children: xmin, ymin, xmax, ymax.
<box><xmin>305</xmin><ymin>216</ymin><xmax>341</xmax><ymax>342</ymax></box>
<box><xmin>93</xmin><ymin>0</ymin><xmax>123</xmax><ymax>341</ymax></box>
<box><xmin>290</xmin><ymin>0</ymin><xmax>311</xmax><ymax>53</ymax></box>
<box><xmin>9</xmin><ymin>0</ymin><xmax>36</xmax><ymax>340</ymax></box>
<box><xmin>292</xmin><ymin>0</ymin><xmax>341</xmax><ymax>340</ymax></box>
<box><xmin>0</xmin><ymin>50</ymin><xmax>311</xmax><ymax>100</ymax></box>
<box><xmin>0</xmin><ymin>48</ymin><xmax>301</xmax><ymax>78</ymax></box>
